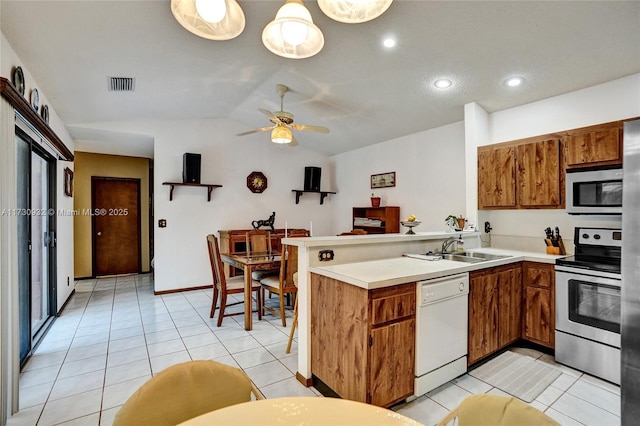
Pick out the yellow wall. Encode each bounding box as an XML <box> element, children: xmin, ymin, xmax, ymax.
<box><xmin>73</xmin><ymin>152</ymin><xmax>151</xmax><ymax>277</ymax></box>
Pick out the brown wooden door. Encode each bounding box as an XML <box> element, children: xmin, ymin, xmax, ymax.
<box><xmin>478</xmin><ymin>146</ymin><xmax>516</xmax><ymax>209</ymax></box>
<box><xmin>498</xmin><ymin>266</ymin><xmax>522</xmax><ymax>347</ymax></box>
<box><xmin>92</xmin><ymin>177</ymin><xmax>141</xmax><ymax>276</ymax></box>
<box><xmin>369</xmin><ymin>319</ymin><xmax>415</xmax><ymax>406</ymax></box>
<box><xmin>468</xmin><ymin>271</ymin><xmax>499</xmax><ymax>365</ymax></box>
<box><xmin>516</xmin><ymin>139</ymin><xmax>561</xmax><ymax>207</ymax></box>
<box><xmin>522</xmin><ymin>262</ymin><xmax>555</xmax><ymax>348</ymax></box>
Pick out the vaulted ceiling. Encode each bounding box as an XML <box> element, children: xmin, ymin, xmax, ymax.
<box><xmin>2</xmin><ymin>1</ymin><xmax>639</xmax><ymax>156</ymax></box>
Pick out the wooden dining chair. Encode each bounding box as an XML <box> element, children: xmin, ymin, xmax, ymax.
<box><xmin>338</xmin><ymin>229</ymin><xmax>368</xmax><ymax>236</ymax></box>
<box><xmin>286</xmin><ymin>229</ymin><xmax>310</xmax><ymax>237</ymax></box>
<box><xmin>207</xmin><ymin>234</ymin><xmax>262</xmax><ymax>327</ymax></box>
<box><xmin>286</xmin><ymin>272</ymin><xmax>300</xmax><ymax>354</ymax></box>
<box><xmin>259</xmin><ymin>243</ymin><xmax>298</xmax><ymax>327</ymax></box>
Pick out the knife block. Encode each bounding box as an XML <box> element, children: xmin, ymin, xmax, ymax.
<box><xmin>546</xmin><ymin>237</ymin><xmax>566</xmax><ymax>255</ymax></box>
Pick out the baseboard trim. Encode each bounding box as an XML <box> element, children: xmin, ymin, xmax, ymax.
<box><xmin>57</xmin><ymin>289</ymin><xmax>76</xmax><ymax>315</ymax></box>
<box><xmin>296</xmin><ymin>372</ymin><xmax>313</xmax><ymax>387</ymax></box>
<box><xmin>154</xmin><ymin>284</ymin><xmax>213</xmax><ymax>295</ymax></box>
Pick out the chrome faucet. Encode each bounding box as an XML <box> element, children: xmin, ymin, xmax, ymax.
<box><xmin>441</xmin><ymin>236</ymin><xmax>458</xmax><ymax>254</ymax></box>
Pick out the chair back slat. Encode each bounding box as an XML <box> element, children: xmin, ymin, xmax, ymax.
<box><xmin>246</xmin><ymin>230</ymin><xmax>272</xmax><ymax>254</ymax></box>
<box><xmin>207</xmin><ymin>234</ymin><xmax>227</xmax><ymax>292</ymax></box>
<box><xmin>281</xmin><ymin>244</ymin><xmax>299</xmax><ymax>291</ymax></box>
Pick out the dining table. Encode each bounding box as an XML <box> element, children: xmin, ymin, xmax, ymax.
<box><xmin>177</xmin><ymin>396</ymin><xmax>423</xmax><ymax>425</ymax></box>
<box><xmin>219</xmin><ymin>251</ymin><xmax>281</xmax><ymax>330</ymax></box>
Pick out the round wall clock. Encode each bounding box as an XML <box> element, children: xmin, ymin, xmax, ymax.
<box><xmin>247</xmin><ymin>171</ymin><xmax>267</xmax><ymax>193</ymax></box>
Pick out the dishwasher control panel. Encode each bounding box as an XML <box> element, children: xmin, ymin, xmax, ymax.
<box><xmin>418</xmin><ymin>273</ymin><xmax>469</xmax><ymax>305</ymax></box>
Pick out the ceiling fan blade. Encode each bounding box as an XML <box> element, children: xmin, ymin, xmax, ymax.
<box><xmin>289</xmin><ymin>134</ymin><xmax>299</xmax><ymax>146</ymax></box>
<box><xmin>236</xmin><ymin>125</ymin><xmax>273</xmax><ymax>136</ymax></box>
<box><xmin>290</xmin><ymin>123</ymin><xmax>329</xmax><ymax>133</ymax></box>
<box><xmin>259</xmin><ymin>108</ymin><xmax>275</xmax><ymax>118</ymax></box>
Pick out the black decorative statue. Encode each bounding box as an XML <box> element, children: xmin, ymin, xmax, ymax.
<box><xmin>252</xmin><ymin>212</ymin><xmax>276</xmax><ymax>231</ymax></box>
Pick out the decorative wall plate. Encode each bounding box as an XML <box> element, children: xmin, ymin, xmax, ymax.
<box><xmin>11</xmin><ymin>66</ymin><xmax>25</xmax><ymax>96</ymax></box>
<box><xmin>247</xmin><ymin>171</ymin><xmax>267</xmax><ymax>193</ymax></box>
<box><xmin>30</xmin><ymin>88</ymin><xmax>39</xmax><ymax>112</ymax></box>
<box><xmin>41</xmin><ymin>105</ymin><xmax>49</xmax><ymax>124</ymax></box>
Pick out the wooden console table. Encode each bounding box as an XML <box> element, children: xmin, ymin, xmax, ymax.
<box><xmin>218</xmin><ymin>228</ymin><xmax>308</xmax><ymax>277</ymax></box>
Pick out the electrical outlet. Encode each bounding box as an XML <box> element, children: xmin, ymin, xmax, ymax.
<box><xmin>318</xmin><ymin>249</ymin><xmax>334</xmax><ymax>261</ymax></box>
<box><xmin>484</xmin><ymin>221</ymin><xmax>493</xmax><ymax>233</ymax></box>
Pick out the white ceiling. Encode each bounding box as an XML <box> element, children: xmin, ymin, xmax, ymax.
<box><xmin>2</xmin><ymin>0</ymin><xmax>639</xmax><ymax>157</ymax></box>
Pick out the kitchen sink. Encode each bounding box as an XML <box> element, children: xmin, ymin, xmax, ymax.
<box><xmin>442</xmin><ymin>252</ymin><xmax>512</xmax><ymax>263</ymax></box>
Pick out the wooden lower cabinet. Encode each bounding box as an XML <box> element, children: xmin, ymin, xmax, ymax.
<box><xmin>310</xmin><ymin>274</ymin><xmax>415</xmax><ymax>407</ymax></box>
<box><xmin>522</xmin><ymin>262</ymin><xmax>555</xmax><ymax>348</ymax></box>
<box><xmin>468</xmin><ymin>264</ymin><xmax>522</xmax><ymax>365</ymax></box>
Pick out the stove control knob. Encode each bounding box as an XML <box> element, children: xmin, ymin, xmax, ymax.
<box><xmin>582</xmin><ymin>234</ymin><xmax>589</xmax><ymax>239</ymax></box>
<box><xmin>594</xmin><ymin>234</ymin><xmax>601</xmax><ymax>240</ymax></box>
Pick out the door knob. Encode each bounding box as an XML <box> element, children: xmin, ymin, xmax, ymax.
<box><xmin>97</xmin><ymin>231</ymin><xmax>102</xmax><ymax>236</ymax></box>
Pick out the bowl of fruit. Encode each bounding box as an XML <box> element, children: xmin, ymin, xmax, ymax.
<box><xmin>401</xmin><ymin>215</ymin><xmax>421</xmax><ymax>234</ymax></box>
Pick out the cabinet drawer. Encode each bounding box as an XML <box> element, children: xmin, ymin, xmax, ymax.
<box><xmin>523</xmin><ymin>262</ymin><xmax>554</xmax><ymax>288</ymax></box>
<box><xmin>370</xmin><ymin>285</ymin><xmax>416</xmax><ymax>326</ymax></box>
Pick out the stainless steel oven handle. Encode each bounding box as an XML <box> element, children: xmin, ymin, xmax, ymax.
<box><xmin>556</xmin><ymin>266</ymin><xmax>622</xmax><ymax>282</ymax></box>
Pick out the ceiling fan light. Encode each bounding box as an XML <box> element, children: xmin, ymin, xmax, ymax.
<box><xmin>262</xmin><ymin>0</ymin><xmax>324</xmax><ymax>59</ymax></box>
<box><xmin>171</xmin><ymin>0</ymin><xmax>245</xmax><ymax>40</ymax></box>
<box><xmin>318</xmin><ymin>0</ymin><xmax>393</xmax><ymax>24</ymax></box>
<box><xmin>271</xmin><ymin>125</ymin><xmax>293</xmax><ymax>144</ymax></box>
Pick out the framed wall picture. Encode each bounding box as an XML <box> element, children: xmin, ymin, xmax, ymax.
<box><xmin>64</xmin><ymin>167</ymin><xmax>74</xmax><ymax>196</ymax></box>
<box><xmin>371</xmin><ymin>171</ymin><xmax>396</xmax><ymax>189</ymax></box>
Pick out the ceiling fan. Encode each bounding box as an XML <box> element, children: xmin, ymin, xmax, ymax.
<box><xmin>237</xmin><ymin>84</ymin><xmax>329</xmax><ymax>146</ymax></box>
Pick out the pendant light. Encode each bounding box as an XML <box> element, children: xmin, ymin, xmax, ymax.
<box><xmin>262</xmin><ymin>0</ymin><xmax>324</xmax><ymax>59</ymax></box>
<box><xmin>318</xmin><ymin>0</ymin><xmax>393</xmax><ymax>24</ymax></box>
<box><xmin>171</xmin><ymin>0</ymin><xmax>245</xmax><ymax>40</ymax></box>
<box><xmin>271</xmin><ymin>123</ymin><xmax>293</xmax><ymax>144</ymax></box>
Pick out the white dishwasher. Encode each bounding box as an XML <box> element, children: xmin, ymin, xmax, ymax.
<box><xmin>415</xmin><ymin>273</ymin><xmax>469</xmax><ymax>396</ymax></box>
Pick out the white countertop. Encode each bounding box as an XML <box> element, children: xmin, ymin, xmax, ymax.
<box><xmin>309</xmin><ymin>247</ymin><xmax>565</xmax><ymax>290</ymax></box>
<box><xmin>283</xmin><ymin>230</ymin><xmax>480</xmax><ymax>247</ymax></box>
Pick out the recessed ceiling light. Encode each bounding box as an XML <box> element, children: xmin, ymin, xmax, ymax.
<box><xmin>434</xmin><ymin>78</ymin><xmax>452</xmax><ymax>89</ymax></box>
<box><xmin>505</xmin><ymin>76</ymin><xmax>524</xmax><ymax>87</ymax></box>
<box><xmin>383</xmin><ymin>38</ymin><xmax>396</xmax><ymax>48</ymax></box>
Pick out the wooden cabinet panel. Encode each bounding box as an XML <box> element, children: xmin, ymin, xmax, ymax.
<box><xmin>498</xmin><ymin>267</ymin><xmax>522</xmax><ymax>347</ymax></box>
<box><xmin>370</xmin><ymin>292</ymin><xmax>416</xmax><ymax>326</ymax></box>
<box><xmin>310</xmin><ymin>275</ymin><xmax>415</xmax><ymax>407</ymax></box>
<box><xmin>516</xmin><ymin>139</ymin><xmax>561</xmax><ymax>207</ymax></box>
<box><xmin>369</xmin><ymin>319</ymin><xmax>415</xmax><ymax>406</ymax></box>
<box><xmin>522</xmin><ymin>262</ymin><xmax>555</xmax><ymax>348</ymax></box>
<box><xmin>469</xmin><ymin>263</ymin><xmax>522</xmax><ymax>365</ymax></box>
<box><xmin>468</xmin><ymin>272</ymin><xmax>499</xmax><ymax>365</ymax></box>
<box><xmin>478</xmin><ymin>146</ymin><xmax>516</xmax><ymax>209</ymax></box>
<box><xmin>566</xmin><ymin>127</ymin><xmax>621</xmax><ymax>168</ymax></box>
<box><xmin>311</xmin><ymin>274</ymin><xmax>368</xmax><ymax>402</ymax></box>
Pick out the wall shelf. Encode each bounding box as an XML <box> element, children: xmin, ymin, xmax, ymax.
<box><xmin>163</xmin><ymin>182</ymin><xmax>222</xmax><ymax>202</ymax></box>
<box><xmin>292</xmin><ymin>189</ymin><xmax>336</xmax><ymax>205</ymax></box>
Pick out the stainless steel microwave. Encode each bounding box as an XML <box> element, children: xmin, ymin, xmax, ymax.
<box><xmin>566</xmin><ymin>167</ymin><xmax>623</xmax><ymax>214</ymax></box>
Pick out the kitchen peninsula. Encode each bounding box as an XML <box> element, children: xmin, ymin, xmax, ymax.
<box><xmin>283</xmin><ymin>232</ymin><xmax>563</xmax><ymax>406</ymax></box>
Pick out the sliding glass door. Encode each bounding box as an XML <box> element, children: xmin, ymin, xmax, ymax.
<box><xmin>16</xmin><ymin>125</ymin><xmax>56</xmax><ymax>365</ymax></box>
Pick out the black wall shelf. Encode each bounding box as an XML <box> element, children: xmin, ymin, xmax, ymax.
<box><xmin>292</xmin><ymin>189</ymin><xmax>336</xmax><ymax>205</ymax></box>
<box><xmin>163</xmin><ymin>182</ymin><xmax>222</xmax><ymax>202</ymax></box>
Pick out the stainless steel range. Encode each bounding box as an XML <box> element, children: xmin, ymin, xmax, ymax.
<box><xmin>555</xmin><ymin>227</ymin><xmax>622</xmax><ymax>384</ymax></box>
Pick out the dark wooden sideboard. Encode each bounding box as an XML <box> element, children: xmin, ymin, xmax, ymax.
<box><xmin>218</xmin><ymin>228</ymin><xmax>308</xmax><ymax>277</ymax></box>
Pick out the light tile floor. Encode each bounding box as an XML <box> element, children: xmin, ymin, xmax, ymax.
<box><xmin>8</xmin><ymin>274</ymin><xmax>621</xmax><ymax>425</ymax></box>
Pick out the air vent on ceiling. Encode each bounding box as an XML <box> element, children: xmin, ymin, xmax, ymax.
<box><xmin>108</xmin><ymin>77</ymin><xmax>135</xmax><ymax>92</ymax></box>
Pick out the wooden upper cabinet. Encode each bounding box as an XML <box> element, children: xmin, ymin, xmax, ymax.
<box><xmin>565</xmin><ymin>126</ymin><xmax>622</xmax><ymax>168</ymax></box>
<box><xmin>478</xmin><ymin>146</ymin><xmax>516</xmax><ymax>209</ymax></box>
<box><xmin>516</xmin><ymin>139</ymin><xmax>561</xmax><ymax>207</ymax></box>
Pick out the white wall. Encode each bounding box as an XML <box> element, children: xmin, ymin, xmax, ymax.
<box><xmin>78</xmin><ymin>118</ymin><xmax>335</xmax><ymax>292</ymax></box>
<box><xmin>466</xmin><ymin>73</ymin><xmax>640</xmax><ymax>251</ymax></box>
<box><xmin>331</xmin><ymin>121</ymin><xmax>467</xmax><ymax>234</ymax></box>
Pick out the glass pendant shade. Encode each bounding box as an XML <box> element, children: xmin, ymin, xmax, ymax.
<box><xmin>171</xmin><ymin>0</ymin><xmax>245</xmax><ymax>40</ymax></box>
<box><xmin>271</xmin><ymin>124</ymin><xmax>293</xmax><ymax>144</ymax></box>
<box><xmin>262</xmin><ymin>0</ymin><xmax>324</xmax><ymax>59</ymax></box>
<box><xmin>318</xmin><ymin>0</ymin><xmax>393</xmax><ymax>23</ymax></box>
